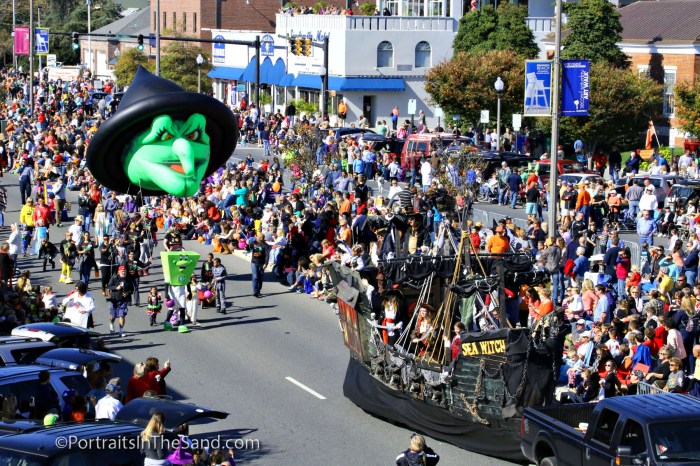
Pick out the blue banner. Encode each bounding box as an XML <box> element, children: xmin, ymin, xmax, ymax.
<box><xmin>523</xmin><ymin>60</ymin><xmax>552</xmax><ymax>117</ymax></box>
<box><xmin>561</xmin><ymin>59</ymin><xmax>590</xmax><ymax>117</ymax></box>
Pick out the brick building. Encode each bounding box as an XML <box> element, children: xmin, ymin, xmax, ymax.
<box><xmin>151</xmin><ymin>0</ymin><xmax>349</xmax><ymax>39</ymax></box>
<box><xmin>618</xmin><ymin>0</ymin><xmax>700</xmax><ymax>146</ymax></box>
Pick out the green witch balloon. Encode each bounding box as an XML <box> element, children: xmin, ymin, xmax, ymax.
<box><xmin>86</xmin><ymin>66</ymin><xmax>238</xmax><ymax>197</ymax></box>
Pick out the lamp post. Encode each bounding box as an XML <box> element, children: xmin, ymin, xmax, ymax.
<box><xmin>87</xmin><ymin>0</ymin><xmax>91</xmax><ymax>72</ymax></box>
<box><xmin>37</xmin><ymin>4</ymin><xmax>41</xmax><ymax>72</ymax></box>
<box><xmin>196</xmin><ymin>54</ymin><xmax>204</xmax><ymax>93</ymax></box>
<box><xmin>319</xmin><ymin>66</ymin><xmax>327</xmax><ymax>117</ymax></box>
<box><xmin>494</xmin><ymin>77</ymin><xmax>504</xmax><ymax>152</ymax></box>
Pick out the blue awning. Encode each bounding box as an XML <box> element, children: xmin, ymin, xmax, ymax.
<box><xmin>266</xmin><ymin>58</ymin><xmax>286</xmax><ymax>86</ymax></box>
<box><xmin>278</xmin><ymin>73</ymin><xmax>295</xmax><ymax>87</ymax></box>
<box><xmin>208</xmin><ymin>66</ymin><xmax>245</xmax><ymax>81</ymax></box>
<box><xmin>292</xmin><ymin>73</ymin><xmax>322</xmax><ymax>89</ymax></box>
<box><xmin>329</xmin><ymin>77</ymin><xmax>405</xmax><ymax>92</ymax></box>
<box><xmin>241</xmin><ymin>56</ymin><xmax>274</xmax><ymax>84</ymax></box>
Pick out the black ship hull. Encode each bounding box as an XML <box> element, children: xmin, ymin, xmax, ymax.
<box><xmin>343</xmin><ymin>357</ymin><xmax>526</xmax><ymax>462</ymax></box>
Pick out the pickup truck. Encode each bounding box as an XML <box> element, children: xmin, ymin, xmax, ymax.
<box><xmin>520</xmin><ymin>394</ymin><xmax>700</xmax><ymax>466</ymax></box>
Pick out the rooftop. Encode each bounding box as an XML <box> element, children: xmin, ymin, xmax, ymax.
<box><xmin>619</xmin><ymin>0</ymin><xmax>700</xmax><ymax>44</ymax></box>
<box><xmin>92</xmin><ymin>7</ymin><xmax>150</xmax><ymax>39</ymax></box>
<box><xmin>276</xmin><ymin>13</ymin><xmax>457</xmax><ymax>33</ymax></box>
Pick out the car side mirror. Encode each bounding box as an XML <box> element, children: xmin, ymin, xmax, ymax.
<box><xmin>616</xmin><ymin>446</ymin><xmax>634</xmax><ymax>466</ymax></box>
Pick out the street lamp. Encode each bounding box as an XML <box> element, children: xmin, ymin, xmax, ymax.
<box><xmin>319</xmin><ymin>65</ymin><xmax>327</xmax><ymax>117</ymax></box>
<box><xmin>196</xmin><ymin>53</ymin><xmax>204</xmax><ymax>93</ymax></box>
<box><xmin>494</xmin><ymin>77</ymin><xmax>504</xmax><ymax>152</ymax></box>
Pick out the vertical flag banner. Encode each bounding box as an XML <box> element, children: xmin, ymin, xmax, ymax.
<box><xmin>14</xmin><ymin>26</ymin><xmax>30</xmax><ymax>56</ymax></box>
<box><xmin>524</xmin><ymin>60</ymin><xmax>552</xmax><ymax>116</ymax></box>
<box><xmin>35</xmin><ymin>28</ymin><xmax>50</xmax><ymax>55</ymax></box>
<box><xmin>561</xmin><ymin>59</ymin><xmax>590</xmax><ymax>117</ymax></box>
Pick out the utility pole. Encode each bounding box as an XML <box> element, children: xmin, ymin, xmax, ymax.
<box><xmin>254</xmin><ymin>35</ymin><xmax>260</xmax><ymax>111</ymax></box>
<box><xmin>547</xmin><ymin>0</ymin><xmax>562</xmax><ymax>239</ymax></box>
<box><xmin>12</xmin><ymin>0</ymin><xmax>16</xmax><ymax>69</ymax></box>
<box><xmin>87</xmin><ymin>0</ymin><xmax>91</xmax><ymax>72</ymax></box>
<box><xmin>155</xmin><ymin>0</ymin><xmax>161</xmax><ymax>75</ymax></box>
<box><xmin>321</xmin><ymin>36</ymin><xmax>329</xmax><ymax>118</ymax></box>
<box><xmin>37</xmin><ymin>5</ymin><xmax>41</xmax><ymax>71</ymax></box>
<box><xmin>29</xmin><ymin>0</ymin><xmax>34</xmax><ymax>114</ymax></box>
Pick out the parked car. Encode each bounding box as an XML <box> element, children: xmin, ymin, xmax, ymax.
<box><xmin>12</xmin><ymin>322</ymin><xmax>99</xmax><ymax>349</ymax></box>
<box><xmin>0</xmin><ymin>337</ymin><xmax>57</xmax><ymax>366</ymax></box>
<box><xmin>627</xmin><ymin>175</ymin><xmax>683</xmax><ymax>207</ymax></box>
<box><xmin>520</xmin><ymin>393</ymin><xmax>700</xmax><ymax>466</ymax></box>
<box><xmin>332</xmin><ymin>127</ymin><xmax>375</xmax><ymax>141</ymax></box>
<box><xmin>361</xmin><ymin>133</ymin><xmax>405</xmax><ymax>155</ymax></box>
<box><xmin>90</xmin><ymin>91</ymin><xmax>124</xmax><ymax>112</ymax></box>
<box><xmin>399</xmin><ymin>133</ymin><xmax>472</xmax><ymax>167</ymax></box>
<box><xmin>0</xmin><ymin>398</ymin><xmax>230</xmax><ymax>465</ymax></box>
<box><xmin>0</xmin><ymin>365</ymin><xmax>94</xmax><ymax>413</ymax></box>
<box><xmin>534</xmin><ymin>160</ymin><xmax>597</xmax><ymax>184</ymax></box>
<box><xmin>559</xmin><ymin>173</ymin><xmax>604</xmax><ymax>187</ymax></box>
<box><xmin>667</xmin><ymin>180</ymin><xmax>700</xmax><ymax>212</ymax></box>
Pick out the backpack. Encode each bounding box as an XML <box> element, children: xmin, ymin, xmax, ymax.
<box><xmin>687</xmin><ymin>314</ymin><xmax>700</xmax><ymax>334</ymax></box>
<box><xmin>563</xmin><ymin>259</ymin><xmax>576</xmax><ymax>278</ymax></box>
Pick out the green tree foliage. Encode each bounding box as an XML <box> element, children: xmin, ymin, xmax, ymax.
<box><xmin>114</xmin><ymin>48</ymin><xmax>153</xmax><ymax>88</ymax></box>
<box><xmin>561</xmin><ymin>0</ymin><xmax>629</xmax><ymax>69</ymax></box>
<box><xmin>453</xmin><ymin>4</ymin><xmax>538</xmax><ymax>58</ymax></box>
<box><xmin>359</xmin><ymin>2</ymin><xmax>377</xmax><ymax>15</ymax></box>
<box><xmin>425</xmin><ymin>49</ymin><xmax>525</xmax><ymax>128</ymax></box>
<box><xmin>675</xmin><ymin>80</ymin><xmax>700</xmax><ymax>138</ymax></box>
<box><xmin>160</xmin><ymin>41</ymin><xmax>212</xmax><ymax>93</ymax></box>
<box><xmin>282</xmin><ymin>123</ymin><xmax>325</xmax><ymax>182</ymax></box>
<box><xmin>453</xmin><ymin>7</ymin><xmax>497</xmax><ymax>54</ymax></box>
<box><xmin>554</xmin><ymin>62</ymin><xmax>662</xmax><ymax>153</ymax></box>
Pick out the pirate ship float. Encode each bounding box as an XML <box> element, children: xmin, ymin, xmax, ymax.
<box><xmin>327</xmin><ymin>230</ymin><xmax>568</xmax><ymax>461</ymax></box>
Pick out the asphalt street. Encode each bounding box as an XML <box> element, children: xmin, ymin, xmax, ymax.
<box><xmin>0</xmin><ymin>149</ymin><xmax>519</xmax><ymax>465</ymax></box>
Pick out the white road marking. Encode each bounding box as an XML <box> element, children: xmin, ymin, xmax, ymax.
<box><xmin>285</xmin><ymin>377</ymin><xmax>327</xmax><ymax>400</ymax></box>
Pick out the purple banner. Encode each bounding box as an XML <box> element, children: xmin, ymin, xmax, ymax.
<box><xmin>14</xmin><ymin>26</ymin><xmax>30</xmax><ymax>56</ymax></box>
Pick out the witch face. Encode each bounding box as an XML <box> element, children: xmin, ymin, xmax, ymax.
<box><xmin>123</xmin><ymin>114</ymin><xmax>211</xmax><ymax>197</ymax></box>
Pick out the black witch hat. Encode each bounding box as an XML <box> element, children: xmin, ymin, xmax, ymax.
<box><xmin>86</xmin><ymin>66</ymin><xmax>238</xmax><ymax>195</ymax></box>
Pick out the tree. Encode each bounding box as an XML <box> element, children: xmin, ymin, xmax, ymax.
<box><xmin>425</xmin><ymin>50</ymin><xmax>525</xmax><ymax>129</ymax></box>
<box><xmin>282</xmin><ymin>123</ymin><xmax>325</xmax><ymax>186</ymax></box>
<box><xmin>114</xmin><ymin>48</ymin><xmax>153</xmax><ymax>87</ymax></box>
<box><xmin>552</xmin><ymin>62</ymin><xmax>662</xmax><ymax>154</ymax></box>
<box><xmin>453</xmin><ymin>4</ymin><xmax>538</xmax><ymax>58</ymax></box>
<box><xmin>160</xmin><ymin>41</ymin><xmax>212</xmax><ymax>93</ymax></box>
<box><xmin>359</xmin><ymin>2</ymin><xmax>376</xmax><ymax>15</ymax></box>
<box><xmin>561</xmin><ymin>0</ymin><xmax>629</xmax><ymax>69</ymax></box>
<box><xmin>675</xmin><ymin>80</ymin><xmax>700</xmax><ymax>138</ymax></box>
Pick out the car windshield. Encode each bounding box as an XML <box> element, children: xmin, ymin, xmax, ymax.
<box><xmin>670</xmin><ymin>187</ymin><xmax>696</xmax><ymax>199</ymax></box>
<box><xmin>561</xmin><ymin>162</ymin><xmax>586</xmax><ymax>174</ymax></box>
<box><xmin>649</xmin><ymin>421</ymin><xmax>700</xmax><ymax>461</ymax></box>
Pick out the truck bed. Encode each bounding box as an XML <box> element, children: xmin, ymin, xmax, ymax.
<box><xmin>528</xmin><ymin>403</ymin><xmax>596</xmax><ymax>432</ymax></box>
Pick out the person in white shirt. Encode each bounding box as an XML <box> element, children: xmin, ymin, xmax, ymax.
<box><xmin>62</xmin><ymin>281</ymin><xmax>95</xmax><ymax>328</ymax></box>
<box><xmin>387</xmin><ymin>179</ymin><xmax>403</xmax><ymax>202</ymax></box>
<box><xmin>638</xmin><ymin>186</ymin><xmax>658</xmax><ymax>213</ymax></box>
<box><xmin>95</xmin><ymin>383</ymin><xmax>123</xmax><ymax>421</ymax></box>
<box><xmin>7</xmin><ymin>223</ymin><xmax>21</xmax><ymax>261</ymax></box>
<box><xmin>420</xmin><ymin>158</ymin><xmax>432</xmax><ymax>193</ymax></box>
<box><xmin>68</xmin><ymin>216</ymin><xmax>84</xmax><ymax>243</ymax></box>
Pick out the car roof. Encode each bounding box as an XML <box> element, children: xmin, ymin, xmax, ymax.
<box><xmin>0</xmin><ymin>421</ymin><xmax>142</xmax><ymax>457</ymax></box>
<box><xmin>600</xmin><ymin>394</ymin><xmax>700</xmax><ymax>423</ymax></box>
<box><xmin>0</xmin><ymin>364</ymin><xmax>75</xmax><ymax>380</ymax></box>
<box><xmin>0</xmin><ymin>420</ymin><xmax>44</xmax><ymax>435</ymax></box>
<box><xmin>0</xmin><ymin>337</ymin><xmax>51</xmax><ymax>346</ymax></box>
<box><xmin>116</xmin><ymin>397</ymin><xmax>229</xmax><ymax>431</ymax></box>
<box><xmin>12</xmin><ymin>323</ymin><xmax>96</xmax><ymax>338</ymax></box>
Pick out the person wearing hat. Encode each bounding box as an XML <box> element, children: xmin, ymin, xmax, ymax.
<box><xmin>107</xmin><ymin>265</ymin><xmax>135</xmax><ymax>337</ymax></box>
<box><xmin>95</xmin><ymin>382</ymin><xmax>123</xmax><ymax>421</ymax></box>
<box><xmin>639</xmin><ymin>185</ymin><xmax>658</xmax><ymax>214</ymax></box>
<box><xmin>59</xmin><ymin>231</ymin><xmax>78</xmax><ymax>284</ymax></box>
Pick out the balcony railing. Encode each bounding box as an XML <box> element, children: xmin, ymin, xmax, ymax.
<box><xmin>276</xmin><ymin>14</ymin><xmax>457</xmax><ymax>33</ymax></box>
<box><xmin>525</xmin><ymin>17</ymin><xmax>554</xmax><ymax>33</ymax></box>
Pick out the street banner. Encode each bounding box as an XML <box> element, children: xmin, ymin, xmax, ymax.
<box><xmin>561</xmin><ymin>59</ymin><xmax>590</xmax><ymax>117</ymax></box>
<box><xmin>14</xmin><ymin>26</ymin><xmax>30</xmax><ymax>56</ymax></box>
<box><xmin>47</xmin><ymin>54</ymin><xmax>57</xmax><ymax>67</ymax></box>
<box><xmin>512</xmin><ymin>114</ymin><xmax>522</xmax><ymax>131</ymax></box>
<box><xmin>35</xmin><ymin>28</ymin><xmax>49</xmax><ymax>55</ymax></box>
<box><xmin>480</xmin><ymin>110</ymin><xmax>489</xmax><ymax>123</ymax></box>
<box><xmin>523</xmin><ymin>60</ymin><xmax>551</xmax><ymax>117</ymax></box>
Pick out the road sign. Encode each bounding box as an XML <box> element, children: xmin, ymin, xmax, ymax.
<box><xmin>149</xmin><ymin>33</ymin><xmax>156</xmax><ymax>47</ymax></box>
<box><xmin>14</xmin><ymin>26</ymin><xmax>30</xmax><ymax>56</ymax></box>
<box><xmin>46</xmin><ymin>54</ymin><xmax>57</xmax><ymax>68</ymax></box>
<box><xmin>213</xmin><ymin>35</ymin><xmax>225</xmax><ymax>64</ymax></box>
<box><xmin>561</xmin><ymin>59</ymin><xmax>590</xmax><ymax>117</ymax></box>
<box><xmin>261</xmin><ymin>34</ymin><xmax>274</xmax><ymax>57</ymax></box>
<box><xmin>512</xmin><ymin>114</ymin><xmax>522</xmax><ymax>131</ymax></box>
<box><xmin>35</xmin><ymin>28</ymin><xmax>49</xmax><ymax>55</ymax></box>
<box><xmin>434</xmin><ymin>106</ymin><xmax>443</xmax><ymax>118</ymax></box>
<box><xmin>408</xmin><ymin>99</ymin><xmax>417</xmax><ymax>115</ymax></box>
<box><xmin>480</xmin><ymin>110</ymin><xmax>489</xmax><ymax>124</ymax></box>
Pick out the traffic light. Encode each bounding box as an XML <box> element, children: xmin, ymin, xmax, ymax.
<box><xmin>292</xmin><ymin>37</ymin><xmax>303</xmax><ymax>56</ymax></box>
<box><xmin>72</xmin><ymin>32</ymin><xmax>79</xmax><ymax>51</ymax></box>
<box><xmin>137</xmin><ymin>34</ymin><xmax>144</xmax><ymax>51</ymax></box>
<box><xmin>303</xmin><ymin>38</ymin><xmax>312</xmax><ymax>57</ymax></box>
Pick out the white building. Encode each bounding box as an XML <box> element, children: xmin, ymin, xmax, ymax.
<box><xmin>209</xmin><ymin>11</ymin><xmax>458</xmax><ymax>128</ymax></box>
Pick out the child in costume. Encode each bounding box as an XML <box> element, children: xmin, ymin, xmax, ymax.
<box><xmin>146</xmin><ymin>287</ymin><xmax>162</xmax><ymax>326</ymax></box>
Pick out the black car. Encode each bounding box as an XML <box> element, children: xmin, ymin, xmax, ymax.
<box><xmin>361</xmin><ymin>133</ymin><xmax>405</xmax><ymax>154</ymax></box>
<box><xmin>12</xmin><ymin>322</ymin><xmax>100</xmax><ymax>349</ymax></box>
<box><xmin>0</xmin><ymin>398</ymin><xmax>229</xmax><ymax>465</ymax></box>
<box><xmin>91</xmin><ymin>91</ymin><xmax>125</xmax><ymax>112</ymax></box>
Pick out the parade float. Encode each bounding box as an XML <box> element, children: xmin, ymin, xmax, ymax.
<box><xmin>328</xmin><ymin>228</ymin><xmax>567</xmax><ymax>461</ymax></box>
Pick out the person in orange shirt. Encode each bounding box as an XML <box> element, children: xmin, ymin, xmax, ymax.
<box><xmin>575</xmin><ymin>182</ymin><xmax>591</xmax><ymax>221</ymax></box>
<box><xmin>486</xmin><ymin>226</ymin><xmax>510</xmax><ymax>253</ymax></box>
<box><xmin>537</xmin><ymin>288</ymin><xmax>555</xmax><ymax>320</ymax></box>
<box><xmin>339</xmin><ymin>192</ymin><xmax>353</xmax><ymax>216</ymax></box>
<box><xmin>526</xmin><ymin>169</ymin><xmax>539</xmax><ymax>187</ymax></box>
